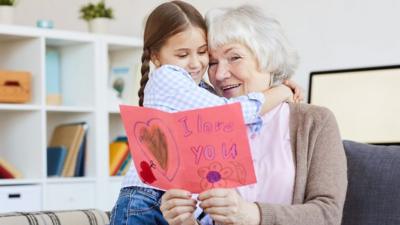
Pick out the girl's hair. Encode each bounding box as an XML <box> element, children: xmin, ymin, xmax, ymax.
<box><xmin>206</xmin><ymin>5</ymin><xmax>298</xmax><ymax>85</ymax></box>
<box><xmin>138</xmin><ymin>1</ymin><xmax>206</xmax><ymax>106</ymax></box>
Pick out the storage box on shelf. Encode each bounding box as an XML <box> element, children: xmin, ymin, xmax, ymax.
<box><xmin>0</xmin><ymin>185</ymin><xmax>42</xmax><ymax>213</ymax></box>
<box><xmin>0</xmin><ymin>24</ymin><xmax>142</xmax><ymax>212</ymax></box>
<box><xmin>44</xmin><ymin>179</ymin><xmax>97</xmax><ymax>210</ymax></box>
<box><xmin>0</xmin><ymin>71</ymin><xmax>32</xmax><ymax>103</ymax></box>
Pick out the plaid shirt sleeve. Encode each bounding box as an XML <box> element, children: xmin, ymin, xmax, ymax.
<box><xmin>144</xmin><ymin>65</ymin><xmax>264</xmax><ymax>127</ymax></box>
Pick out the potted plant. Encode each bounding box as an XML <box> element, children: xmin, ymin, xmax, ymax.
<box><xmin>0</xmin><ymin>0</ymin><xmax>17</xmax><ymax>24</ymax></box>
<box><xmin>80</xmin><ymin>0</ymin><xmax>114</xmax><ymax>33</ymax></box>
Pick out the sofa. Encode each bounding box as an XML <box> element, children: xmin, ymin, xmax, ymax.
<box><xmin>0</xmin><ymin>209</ymin><xmax>110</xmax><ymax>225</ymax></box>
<box><xmin>341</xmin><ymin>140</ymin><xmax>400</xmax><ymax>225</ymax></box>
<box><xmin>0</xmin><ymin>141</ymin><xmax>399</xmax><ymax>225</ymax></box>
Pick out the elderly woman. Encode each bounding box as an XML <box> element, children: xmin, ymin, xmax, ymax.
<box><xmin>160</xmin><ymin>5</ymin><xmax>347</xmax><ymax>225</ymax></box>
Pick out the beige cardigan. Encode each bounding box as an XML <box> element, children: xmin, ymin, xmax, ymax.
<box><xmin>256</xmin><ymin>103</ymin><xmax>348</xmax><ymax>225</ymax></box>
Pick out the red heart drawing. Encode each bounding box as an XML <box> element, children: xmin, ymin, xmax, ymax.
<box><xmin>139</xmin><ymin>161</ymin><xmax>156</xmax><ymax>184</ymax></box>
<box><xmin>134</xmin><ymin>118</ymin><xmax>180</xmax><ymax>182</ymax></box>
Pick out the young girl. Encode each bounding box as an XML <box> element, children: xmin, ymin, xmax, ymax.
<box><xmin>110</xmin><ymin>1</ymin><xmax>301</xmax><ymax>225</ymax></box>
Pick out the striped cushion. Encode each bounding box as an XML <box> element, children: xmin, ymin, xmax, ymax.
<box><xmin>0</xmin><ymin>209</ymin><xmax>109</xmax><ymax>225</ymax></box>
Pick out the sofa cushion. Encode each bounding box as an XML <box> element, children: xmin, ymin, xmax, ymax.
<box><xmin>0</xmin><ymin>209</ymin><xmax>109</xmax><ymax>225</ymax></box>
<box><xmin>342</xmin><ymin>140</ymin><xmax>400</xmax><ymax>225</ymax></box>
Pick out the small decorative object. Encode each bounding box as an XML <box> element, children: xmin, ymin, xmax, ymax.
<box><xmin>36</xmin><ymin>19</ymin><xmax>54</xmax><ymax>29</ymax></box>
<box><xmin>108</xmin><ymin>66</ymin><xmax>129</xmax><ymax>108</ymax></box>
<box><xmin>80</xmin><ymin>0</ymin><xmax>114</xmax><ymax>33</ymax></box>
<box><xmin>0</xmin><ymin>0</ymin><xmax>16</xmax><ymax>24</ymax></box>
<box><xmin>108</xmin><ymin>65</ymin><xmax>138</xmax><ymax>108</ymax></box>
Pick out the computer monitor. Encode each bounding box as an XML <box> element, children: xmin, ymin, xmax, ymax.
<box><xmin>308</xmin><ymin>65</ymin><xmax>400</xmax><ymax>144</ymax></box>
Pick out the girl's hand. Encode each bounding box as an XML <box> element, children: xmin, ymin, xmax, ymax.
<box><xmin>198</xmin><ymin>188</ymin><xmax>260</xmax><ymax>225</ymax></box>
<box><xmin>283</xmin><ymin>80</ymin><xmax>304</xmax><ymax>103</ymax></box>
<box><xmin>160</xmin><ymin>189</ymin><xmax>198</xmax><ymax>225</ymax></box>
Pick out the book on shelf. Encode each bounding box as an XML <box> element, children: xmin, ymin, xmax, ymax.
<box><xmin>48</xmin><ymin>122</ymin><xmax>88</xmax><ymax>177</ymax></box>
<box><xmin>66</xmin><ymin>122</ymin><xmax>88</xmax><ymax>177</ymax></box>
<box><xmin>74</xmin><ymin>127</ymin><xmax>88</xmax><ymax>177</ymax></box>
<box><xmin>115</xmin><ymin>136</ymin><xmax>128</xmax><ymax>142</ymax></box>
<box><xmin>119</xmin><ymin>159</ymin><xmax>131</xmax><ymax>176</ymax></box>
<box><xmin>116</xmin><ymin>154</ymin><xmax>131</xmax><ymax>176</ymax></box>
<box><xmin>46</xmin><ymin>48</ymin><xmax>62</xmax><ymax>105</ymax></box>
<box><xmin>47</xmin><ymin>146</ymin><xmax>67</xmax><ymax>177</ymax></box>
<box><xmin>110</xmin><ymin>136</ymin><xmax>130</xmax><ymax>176</ymax></box>
<box><xmin>109</xmin><ymin>141</ymin><xmax>129</xmax><ymax>176</ymax></box>
<box><xmin>0</xmin><ymin>157</ymin><xmax>23</xmax><ymax>179</ymax></box>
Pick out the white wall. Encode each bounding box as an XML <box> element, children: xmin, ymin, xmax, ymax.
<box><xmin>14</xmin><ymin>0</ymin><xmax>400</xmax><ymax>92</ymax></box>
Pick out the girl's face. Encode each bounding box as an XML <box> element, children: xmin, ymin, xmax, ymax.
<box><xmin>208</xmin><ymin>42</ymin><xmax>271</xmax><ymax>98</ymax></box>
<box><xmin>153</xmin><ymin>26</ymin><xmax>208</xmax><ymax>84</ymax></box>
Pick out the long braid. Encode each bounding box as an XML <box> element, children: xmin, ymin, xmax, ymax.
<box><xmin>138</xmin><ymin>48</ymin><xmax>151</xmax><ymax>106</ymax></box>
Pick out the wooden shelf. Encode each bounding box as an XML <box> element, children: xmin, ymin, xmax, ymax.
<box><xmin>46</xmin><ymin>105</ymin><xmax>94</xmax><ymax>113</ymax></box>
<box><xmin>0</xmin><ymin>104</ymin><xmax>41</xmax><ymax>111</ymax></box>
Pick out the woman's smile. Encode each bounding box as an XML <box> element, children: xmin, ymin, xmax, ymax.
<box><xmin>220</xmin><ymin>83</ymin><xmax>242</xmax><ymax>98</ymax></box>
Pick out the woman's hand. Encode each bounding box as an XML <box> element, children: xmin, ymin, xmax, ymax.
<box><xmin>283</xmin><ymin>79</ymin><xmax>304</xmax><ymax>103</ymax></box>
<box><xmin>198</xmin><ymin>188</ymin><xmax>260</xmax><ymax>225</ymax></box>
<box><xmin>160</xmin><ymin>189</ymin><xmax>198</xmax><ymax>225</ymax></box>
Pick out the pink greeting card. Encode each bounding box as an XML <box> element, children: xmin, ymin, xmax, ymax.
<box><xmin>119</xmin><ymin>103</ymin><xmax>256</xmax><ymax>193</ymax></box>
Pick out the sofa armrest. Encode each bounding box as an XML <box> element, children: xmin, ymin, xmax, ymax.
<box><xmin>0</xmin><ymin>209</ymin><xmax>109</xmax><ymax>225</ymax></box>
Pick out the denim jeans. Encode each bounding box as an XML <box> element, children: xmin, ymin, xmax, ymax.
<box><xmin>110</xmin><ymin>186</ymin><xmax>168</xmax><ymax>225</ymax></box>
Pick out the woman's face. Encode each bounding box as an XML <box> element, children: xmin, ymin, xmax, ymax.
<box><xmin>208</xmin><ymin>42</ymin><xmax>271</xmax><ymax>98</ymax></box>
<box><xmin>153</xmin><ymin>26</ymin><xmax>209</xmax><ymax>84</ymax></box>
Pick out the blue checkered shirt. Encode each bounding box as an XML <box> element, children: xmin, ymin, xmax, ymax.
<box><xmin>121</xmin><ymin>64</ymin><xmax>264</xmax><ymax>189</ymax></box>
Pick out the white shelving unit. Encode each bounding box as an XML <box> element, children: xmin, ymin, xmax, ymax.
<box><xmin>0</xmin><ymin>24</ymin><xmax>142</xmax><ymax>212</ymax></box>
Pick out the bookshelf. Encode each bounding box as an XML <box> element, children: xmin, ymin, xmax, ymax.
<box><xmin>0</xmin><ymin>24</ymin><xmax>142</xmax><ymax>212</ymax></box>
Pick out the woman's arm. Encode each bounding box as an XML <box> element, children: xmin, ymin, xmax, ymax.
<box><xmin>257</xmin><ymin>108</ymin><xmax>348</xmax><ymax>225</ymax></box>
<box><xmin>145</xmin><ymin>65</ymin><xmax>293</xmax><ymax>125</ymax></box>
<box><xmin>259</xmin><ymin>85</ymin><xmax>292</xmax><ymax>114</ymax></box>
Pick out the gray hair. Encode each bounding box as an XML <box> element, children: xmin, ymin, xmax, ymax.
<box><xmin>205</xmin><ymin>5</ymin><xmax>299</xmax><ymax>85</ymax></box>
